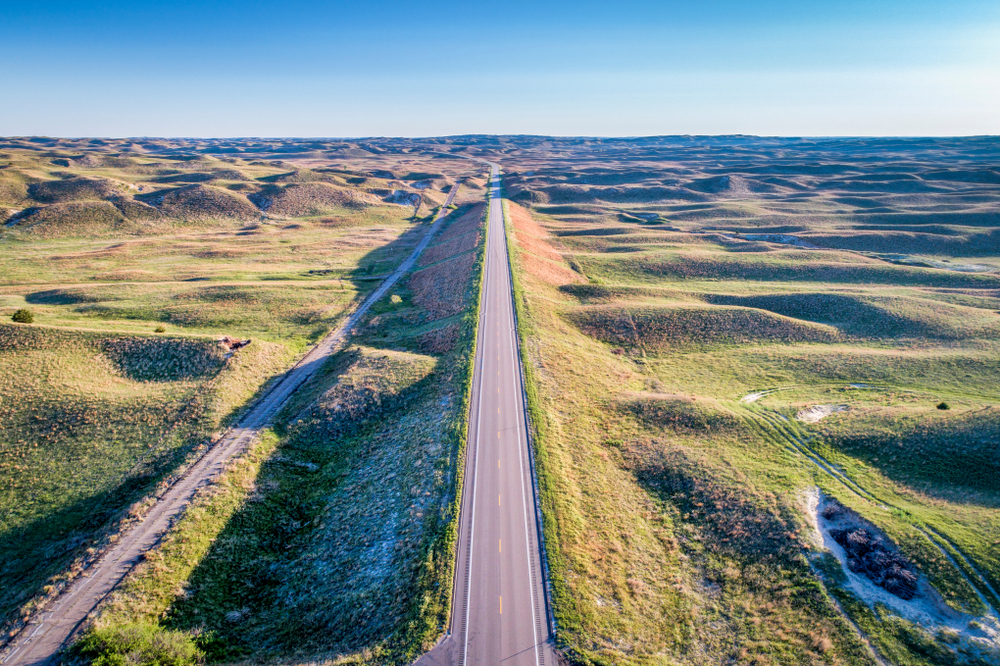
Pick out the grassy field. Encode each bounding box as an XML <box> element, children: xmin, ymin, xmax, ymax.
<box><xmin>5</xmin><ymin>136</ymin><xmax>1000</xmax><ymax>665</ymax></box>
<box><xmin>75</xmin><ymin>200</ymin><xmax>488</xmax><ymax>664</ymax></box>
<box><xmin>498</xmin><ymin>136</ymin><xmax>1000</xmax><ymax>666</ymax></box>
<box><xmin>0</xmin><ymin>139</ymin><xmax>486</xmax><ymax>647</ymax></box>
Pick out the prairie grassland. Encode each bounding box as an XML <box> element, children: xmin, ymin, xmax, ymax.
<box><xmin>0</xmin><ymin>322</ymin><xmax>293</xmax><ymax>632</ymax></box>
<box><xmin>79</xmin><ymin>201</ymin><xmax>488</xmax><ymax>664</ymax></box>
<box><xmin>506</xmin><ymin>160</ymin><xmax>1000</xmax><ymax>666</ymax></box>
<box><xmin>0</xmin><ymin>141</ymin><xmax>486</xmax><ymax>646</ymax></box>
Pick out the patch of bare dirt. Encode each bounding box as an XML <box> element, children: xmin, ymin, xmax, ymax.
<box><xmin>796</xmin><ymin>404</ymin><xmax>848</xmax><ymax>423</ymax></box>
<box><xmin>805</xmin><ymin>489</ymin><xmax>1000</xmax><ymax>657</ymax></box>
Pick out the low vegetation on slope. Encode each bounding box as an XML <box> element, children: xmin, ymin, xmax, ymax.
<box><xmin>0</xmin><ymin>323</ymin><xmax>291</xmax><ymax>632</ymax></box>
<box><xmin>79</xmin><ymin>201</ymin><xmax>487</xmax><ymax>664</ymax></box>
<box><xmin>506</xmin><ymin>172</ymin><xmax>1000</xmax><ymax>666</ymax></box>
<box><xmin>0</xmin><ymin>142</ymin><xmax>487</xmax><ymax>651</ymax></box>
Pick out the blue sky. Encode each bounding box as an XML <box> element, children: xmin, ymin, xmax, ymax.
<box><xmin>1</xmin><ymin>0</ymin><xmax>998</xmax><ymax>136</ymax></box>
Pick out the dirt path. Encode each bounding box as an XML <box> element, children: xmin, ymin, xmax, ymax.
<box><xmin>0</xmin><ymin>185</ymin><xmax>464</xmax><ymax>666</ymax></box>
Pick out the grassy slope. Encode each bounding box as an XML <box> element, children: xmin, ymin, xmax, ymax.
<box><xmin>506</xmin><ymin>198</ymin><xmax>1000</xmax><ymax>666</ymax></box>
<box><xmin>0</xmin><ymin>322</ymin><xmax>293</xmax><ymax>632</ymax></box>
<box><xmin>80</xmin><ymin>201</ymin><xmax>489</xmax><ymax>664</ymax></box>
<box><xmin>0</xmin><ymin>148</ymin><xmax>444</xmax><ymax>643</ymax></box>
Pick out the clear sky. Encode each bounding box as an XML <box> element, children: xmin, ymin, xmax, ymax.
<box><xmin>2</xmin><ymin>0</ymin><xmax>998</xmax><ymax>137</ymax></box>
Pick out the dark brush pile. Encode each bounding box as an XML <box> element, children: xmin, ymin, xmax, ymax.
<box><xmin>824</xmin><ymin>503</ymin><xmax>919</xmax><ymax>599</ymax></box>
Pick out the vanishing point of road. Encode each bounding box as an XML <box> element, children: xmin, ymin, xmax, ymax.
<box><xmin>417</xmin><ymin>163</ymin><xmax>556</xmax><ymax>665</ymax></box>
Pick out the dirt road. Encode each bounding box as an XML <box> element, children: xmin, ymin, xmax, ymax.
<box><xmin>1</xmin><ymin>185</ymin><xmax>463</xmax><ymax>666</ymax></box>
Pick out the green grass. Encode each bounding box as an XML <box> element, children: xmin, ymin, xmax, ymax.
<box><xmin>0</xmin><ymin>323</ymin><xmax>293</xmax><ymax>630</ymax></box>
<box><xmin>505</xmin><ymin>190</ymin><xmax>1000</xmax><ymax>666</ymax></box>
<box><xmin>0</xmin><ymin>146</ymin><xmax>483</xmax><ymax>647</ymax></box>
<box><xmin>79</xmin><ymin>197</ymin><xmax>489</xmax><ymax>664</ymax></box>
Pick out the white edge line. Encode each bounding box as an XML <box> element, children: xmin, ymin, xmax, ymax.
<box><xmin>462</xmin><ymin>175</ymin><xmax>492</xmax><ymax>666</ymax></box>
<box><xmin>500</xmin><ymin>181</ymin><xmax>542</xmax><ymax>666</ymax></box>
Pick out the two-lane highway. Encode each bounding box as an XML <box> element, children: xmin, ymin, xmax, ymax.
<box><xmin>418</xmin><ymin>164</ymin><xmax>555</xmax><ymax>665</ymax></box>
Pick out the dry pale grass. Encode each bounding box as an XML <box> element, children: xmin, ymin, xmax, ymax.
<box><xmin>436</xmin><ymin>203</ymin><xmax>484</xmax><ymax>243</ymax></box>
<box><xmin>506</xmin><ymin>202</ymin><xmax>585</xmax><ymax>286</ymax></box>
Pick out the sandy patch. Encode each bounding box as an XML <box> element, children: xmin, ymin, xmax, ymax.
<box><xmin>796</xmin><ymin>404</ymin><xmax>848</xmax><ymax>423</ymax></box>
<box><xmin>805</xmin><ymin>489</ymin><xmax>1000</xmax><ymax>658</ymax></box>
<box><xmin>741</xmin><ymin>233</ymin><xmax>820</xmax><ymax>249</ymax></box>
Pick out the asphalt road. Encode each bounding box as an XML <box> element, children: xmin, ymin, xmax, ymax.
<box><xmin>417</xmin><ymin>165</ymin><xmax>555</xmax><ymax>666</ymax></box>
<box><xmin>1</xmin><ymin>185</ymin><xmax>462</xmax><ymax>666</ymax></box>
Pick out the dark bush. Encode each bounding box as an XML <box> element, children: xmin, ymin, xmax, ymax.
<box><xmin>829</xmin><ymin>526</ymin><xmax>919</xmax><ymax>600</ymax></box>
<box><xmin>11</xmin><ymin>308</ymin><xmax>33</xmax><ymax>324</ymax></box>
<box><xmin>937</xmin><ymin>402</ymin><xmax>950</xmax><ymax>410</ymax></box>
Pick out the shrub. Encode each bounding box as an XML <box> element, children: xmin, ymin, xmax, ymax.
<box><xmin>11</xmin><ymin>308</ymin><xmax>33</xmax><ymax>324</ymax></box>
<box><xmin>937</xmin><ymin>402</ymin><xmax>950</xmax><ymax>410</ymax></box>
<box><xmin>154</xmin><ymin>325</ymin><xmax>166</xmax><ymax>333</ymax></box>
<box><xmin>73</xmin><ymin>623</ymin><xmax>203</xmax><ymax>666</ymax></box>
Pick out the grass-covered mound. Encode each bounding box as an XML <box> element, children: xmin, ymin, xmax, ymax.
<box><xmin>8</xmin><ymin>201</ymin><xmax>129</xmax><ymax>236</ymax></box>
<box><xmin>568</xmin><ymin>303</ymin><xmax>840</xmax><ymax>350</ymax></box>
<box><xmin>820</xmin><ymin>406</ymin><xmax>1000</xmax><ymax>497</ymax></box>
<box><xmin>705</xmin><ymin>292</ymin><xmax>1000</xmax><ymax>340</ymax></box>
<box><xmin>619</xmin><ymin>393</ymin><xmax>741</xmax><ymax>434</ymax></box>
<box><xmin>139</xmin><ymin>184</ymin><xmax>259</xmax><ymax>221</ymax></box>
<box><xmin>249</xmin><ymin>182</ymin><xmax>372</xmax><ymax>217</ymax></box>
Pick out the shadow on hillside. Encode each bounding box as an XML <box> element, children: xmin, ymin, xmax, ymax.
<box><xmin>160</xmin><ymin>357</ymin><xmax>441</xmax><ymax>660</ymax></box>
<box><xmin>0</xmin><ymin>456</ymin><xmax>180</xmax><ymax>630</ymax></box>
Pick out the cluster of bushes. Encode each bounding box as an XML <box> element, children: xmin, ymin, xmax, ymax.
<box><xmin>99</xmin><ymin>337</ymin><xmax>223</xmax><ymax>382</ymax></box>
<box><xmin>11</xmin><ymin>308</ymin><xmax>33</xmax><ymax>324</ymax></box>
<box><xmin>823</xmin><ymin>499</ymin><xmax>921</xmax><ymax>602</ymax></box>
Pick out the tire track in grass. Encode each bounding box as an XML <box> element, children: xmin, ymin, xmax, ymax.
<box><xmin>740</xmin><ymin>404</ymin><xmax>1000</xmax><ymax>618</ymax></box>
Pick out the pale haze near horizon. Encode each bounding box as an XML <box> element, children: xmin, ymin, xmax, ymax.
<box><xmin>1</xmin><ymin>0</ymin><xmax>998</xmax><ymax>137</ymax></box>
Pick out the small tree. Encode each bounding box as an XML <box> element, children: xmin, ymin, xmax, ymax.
<box><xmin>937</xmin><ymin>402</ymin><xmax>950</xmax><ymax>410</ymax></box>
<box><xmin>11</xmin><ymin>308</ymin><xmax>33</xmax><ymax>324</ymax></box>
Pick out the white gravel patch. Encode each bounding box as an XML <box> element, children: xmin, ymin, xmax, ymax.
<box><xmin>805</xmin><ymin>488</ymin><xmax>1000</xmax><ymax>659</ymax></box>
<box><xmin>796</xmin><ymin>404</ymin><xmax>848</xmax><ymax>423</ymax></box>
